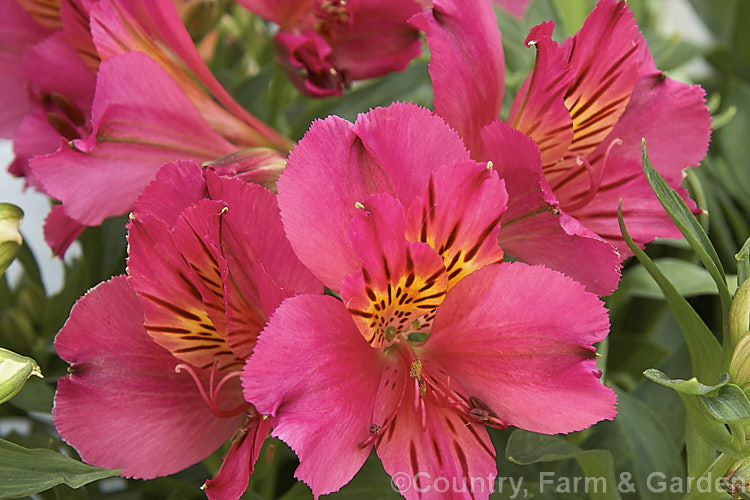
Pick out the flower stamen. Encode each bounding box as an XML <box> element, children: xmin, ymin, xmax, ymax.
<box><xmin>175</xmin><ymin>361</ymin><xmax>251</xmax><ymax>419</ymax></box>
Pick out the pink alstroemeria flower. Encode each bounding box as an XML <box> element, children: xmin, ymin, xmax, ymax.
<box><xmin>236</xmin><ymin>0</ymin><xmax>423</xmax><ymax>97</ymax></box>
<box><xmin>243</xmin><ymin>103</ymin><xmax>616</xmax><ymax>498</ymax></box>
<box><xmin>412</xmin><ymin>0</ymin><xmax>710</xmax><ymax>294</ymax></box>
<box><xmin>17</xmin><ymin>0</ymin><xmax>291</xmax><ymax>255</ymax></box>
<box><xmin>54</xmin><ymin>160</ymin><xmax>321</xmax><ymax>500</ymax></box>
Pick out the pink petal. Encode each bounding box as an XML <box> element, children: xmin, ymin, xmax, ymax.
<box><xmin>557</xmin><ymin>0</ymin><xmax>640</xmax><ymax>162</ymax></box>
<box><xmin>278</xmin><ymin>115</ymin><xmax>362</xmax><ymax>289</ymax></box>
<box><xmin>53</xmin><ymin>276</ymin><xmax>241</xmax><ymax>479</ymax></box>
<box><xmin>482</xmin><ymin>120</ymin><xmax>621</xmax><ymax>295</ymax></box>
<box><xmin>507</xmin><ymin>21</ymin><xmax>574</xmax><ymax>171</ymax></box>
<box><xmin>31</xmin><ymin>52</ymin><xmax>234</xmax><ymax>226</ymax></box>
<box><xmin>340</xmin><ymin>194</ymin><xmax>448</xmax><ymax>346</ymax></box>
<box><xmin>410</xmin><ymin>0</ymin><xmax>504</xmax><ymax>155</ymax></box>
<box><xmin>327</xmin><ymin>0</ymin><xmax>422</xmax><ymax>81</ymax></box>
<box><xmin>351</xmin><ymin>103</ymin><xmax>472</xmax><ymax>205</ymax></box>
<box><xmin>205</xmin><ymin>171</ymin><xmax>321</xmax><ymax>296</ymax></box>
<box><xmin>44</xmin><ymin>205</ymin><xmax>85</xmax><ymax>258</ymax></box>
<box><xmin>22</xmin><ymin>31</ymin><xmax>95</xmax><ymax>111</ymax></box>
<box><xmin>203</xmin><ymin>412</ymin><xmax>273</xmax><ymax>500</ymax></box>
<box><xmin>243</xmin><ymin>295</ymin><xmax>385</xmax><ymax>496</ymax></box>
<box><xmin>204</xmin><ymin>172</ymin><xmax>322</xmax><ymax>359</ymax></box>
<box><xmin>427</xmin><ymin>262</ymin><xmax>617</xmax><ymax>434</ymax></box>
<box><xmin>132</xmin><ymin>160</ymin><xmax>208</xmax><ymax>228</ymax></box>
<box><xmin>10</xmin><ymin>108</ymin><xmax>64</xmax><ymax>188</ymax></box>
<box><xmin>570</xmin><ymin>157</ymin><xmax>687</xmax><ymax>256</ymax></box>
<box><xmin>595</xmin><ymin>33</ymin><xmax>711</xmax><ymax>182</ymax></box>
<box><xmin>235</xmin><ymin>0</ymin><xmax>314</xmax><ymax>25</ymax></box>
<box><xmin>0</xmin><ymin>0</ymin><xmax>48</xmax><ymax>138</ymax></box>
<box><xmin>404</xmin><ymin>161</ymin><xmax>507</xmax><ymax>289</ymax></box>
<box><xmin>170</xmin><ymin>199</ymin><xmax>231</xmax><ymax>338</ymax></box>
<box><xmin>59</xmin><ymin>0</ymin><xmax>99</xmax><ymax>71</ymax></box>
<box><xmin>279</xmin><ymin>103</ymin><xmax>469</xmax><ymax>290</ymax></box>
<box><xmin>90</xmin><ymin>0</ymin><xmax>291</xmax><ymax>150</ymax></box>
<box><xmin>376</xmin><ymin>379</ymin><xmax>497</xmax><ymax>500</ymax></box>
<box><xmin>127</xmin><ymin>209</ymin><xmax>240</xmax><ymax>371</ymax></box>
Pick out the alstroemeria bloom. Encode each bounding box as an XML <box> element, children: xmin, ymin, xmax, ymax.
<box><xmin>236</xmin><ymin>0</ymin><xmax>423</xmax><ymax>97</ymax></box>
<box><xmin>21</xmin><ymin>0</ymin><xmax>291</xmax><ymax>255</ymax></box>
<box><xmin>412</xmin><ymin>0</ymin><xmax>710</xmax><ymax>294</ymax></box>
<box><xmin>243</xmin><ymin>103</ymin><xmax>616</xmax><ymax>498</ymax></box>
<box><xmin>53</xmin><ymin>161</ymin><xmax>321</xmax><ymax>500</ymax></box>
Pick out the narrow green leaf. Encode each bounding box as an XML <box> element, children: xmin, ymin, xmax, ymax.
<box><xmin>0</xmin><ymin>347</ymin><xmax>42</xmax><ymax>405</ymax></box>
<box><xmin>506</xmin><ymin>430</ymin><xmax>620</xmax><ymax>500</ymax></box>
<box><xmin>0</xmin><ymin>203</ymin><xmax>23</xmax><ymax>278</ymax></box>
<box><xmin>618</xmin><ymin>203</ymin><xmax>722</xmax><ymax>383</ymax></box>
<box><xmin>0</xmin><ymin>438</ymin><xmax>120</xmax><ymax>497</ymax></box>
<box><xmin>641</xmin><ymin>141</ymin><xmax>732</xmax><ymax>328</ymax></box>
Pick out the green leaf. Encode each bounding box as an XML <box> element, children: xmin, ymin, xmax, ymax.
<box><xmin>506</xmin><ymin>430</ymin><xmax>620</xmax><ymax>500</ymax></box>
<box><xmin>622</xmin><ymin>258</ymin><xmax>726</xmax><ymax>299</ymax></box>
<box><xmin>583</xmin><ymin>390</ymin><xmax>684</xmax><ymax>500</ymax></box>
<box><xmin>618</xmin><ymin>202</ymin><xmax>723</xmax><ymax>383</ymax></box>
<box><xmin>700</xmin><ymin>384</ymin><xmax>750</xmax><ymax>424</ymax></box>
<box><xmin>0</xmin><ymin>347</ymin><xmax>42</xmax><ymax>405</ymax></box>
<box><xmin>0</xmin><ymin>203</ymin><xmax>23</xmax><ymax>278</ymax></box>
<box><xmin>643</xmin><ymin>369</ymin><xmax>728</xmax><ymax>396</ymax></box>
<box><xmin>640</xmin><ymin>141</ymin><xmax>732</xmax><ymax>326</ymax></box>
<box><xmin>0</xmin><ymin>438</ymin><xmax>120</xmax><ymax>497</ymax></box>
<box><xmin>550</xmin><ymin>0</ymin><xmax>594</xmax><ymax>36</ymax></box>
<box><xmin>644</xmin><ymin>369</ymin><xmax>739</xmax><ymax>457</ymax></box>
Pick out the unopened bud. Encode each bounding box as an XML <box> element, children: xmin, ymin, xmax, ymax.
<box><xmin>731</xmin><ymin>332</ymin><xmax>750</xmax><ymax>391</ymax></box>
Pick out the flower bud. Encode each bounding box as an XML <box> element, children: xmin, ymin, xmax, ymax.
<box><xmin>731</xmin><ymin>332</ymin><xmax>750</xmax><ymax>391</ymax></box>
<box><xmin>730</xmin><ymin>279</ymin><xmax>750</xmax><ymax>349</ymax></box>
<box><xmin>0</xmin><ymin>348</ymin><xmax>42</xmax><ymax>405</ymax></box>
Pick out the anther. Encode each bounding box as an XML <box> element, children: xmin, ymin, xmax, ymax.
<box><xmin>355</xmin><ymin>202</ymin><xmax>365</xmax><ymax>209</ymax></box>
<box><xmin>409</xmin><ymin>359</ymin><xmax>422</xmax><ymax>379</ymax></box>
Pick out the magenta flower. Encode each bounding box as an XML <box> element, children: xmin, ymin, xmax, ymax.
<box><xmin>53</xmin><ymin>161</ymin><xmax>321</xmax><ymax>499</ymax></box>
<box><xmin>12</xmin><ymin>0</ymin><xmax>291</xmax><ymax>255</ymax></box>
<box><xmin>236</xmin><ymin>0</ymin><xmax>423</xmax><ymax>97</ymax></box>
<box><xmin>412</xmin><ymin>0</ymin><xmax>710</xmax><ymax>294</ymax></box>
<box><xmin>243</xmin><ymin>103</ymin><xmax>616</xmax><ymax>497</ymax></box>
